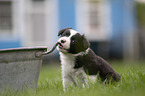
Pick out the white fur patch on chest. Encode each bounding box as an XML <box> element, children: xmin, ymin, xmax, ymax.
<box><xmin>59</xmin><ymin>52</ymin><xmax>88</xmax><ymax>89</ymax></box>
<box><xmin>59</xmin><ymin>52</ymin><xmax>76</xmax><ymax>74</ymax></box>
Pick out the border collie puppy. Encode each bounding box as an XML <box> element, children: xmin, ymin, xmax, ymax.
<box><xmin>57</xmin><ymin>28</ymin><xmax>121</xmax><ymax>89</ymax></box>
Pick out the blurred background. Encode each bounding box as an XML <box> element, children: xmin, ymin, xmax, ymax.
<box><xmin>0</xmin><ymin>0</ymin><xmax>145</xmax><ymax>63</ymax></box>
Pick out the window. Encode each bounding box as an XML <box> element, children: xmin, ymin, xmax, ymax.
<box><xmin>76</xmin><ymin>0</ymin><xmax>112</xmax><ymax>41</ymax></box>
<box><xmin>0</xmin><ymin>1</ymin><xmax>12</xmax><ymax>31</ymax></box>
<box><xmin>88</xmin><ymin>0</ymin><xmax>107</xmax><ymax>35</ymax></box>
<box><xmin>89</xmin><ymin>0</ymin><xmax>100</xmax><ymax>28</ymax></box>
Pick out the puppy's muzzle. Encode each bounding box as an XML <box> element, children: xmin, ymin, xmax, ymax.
<box><xmin>60</xmin><ymin>39</ymin><xmax>66</xmax><ymax>43</ymax></box>
<box><xmin>58</xmin><ymin>42</ymin><xmax>63</xmax><ymax>49</ymax></box>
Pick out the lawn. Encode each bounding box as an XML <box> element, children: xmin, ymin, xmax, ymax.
<box><xmin>2</xmin><ymin>61</ymin><xmax>145</xmax><ymax>96</ymax></box>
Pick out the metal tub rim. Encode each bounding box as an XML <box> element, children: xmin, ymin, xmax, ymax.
<box><xmin>0</xmin><ymin>46</ymin><xmax>48</xmax><ymax>52</ymax></box>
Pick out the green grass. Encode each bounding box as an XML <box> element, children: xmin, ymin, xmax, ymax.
<box><xmin>2</xmin><ymin>61</ymin><xmax>145</xmax><ymax>96</ymax></box>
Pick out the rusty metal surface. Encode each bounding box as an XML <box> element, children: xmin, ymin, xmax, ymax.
<box><xmin>0</xmin><ymin>46</ymin><xmax>47</xmax><ymax>91</ymax></box>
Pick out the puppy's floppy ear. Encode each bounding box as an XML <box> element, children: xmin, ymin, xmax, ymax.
<box><xmin>58</xmin><ymin>27</ymin><xmax>72</xmax><ymax>36</ymax></box>
<box><xmin>82</xmin><ymin>34</ymin><xmax>90</xmax><ymax>49</ymax></box>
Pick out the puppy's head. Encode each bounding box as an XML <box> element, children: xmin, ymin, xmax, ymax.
<box><xmin>57</xmin><ymin>28</ymin><xmax>90</xmax><ymax>54</ymax></box>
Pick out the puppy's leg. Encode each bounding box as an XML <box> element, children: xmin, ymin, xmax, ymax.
<box><xmin>76</xmin><ymin>70</ymin><xmax>88</xmax><ymax>87</ymax></box>
<box><xmin>62</xmin><ymin>74</ymin><xmax>77</xmax><ymax>90</ymax></box>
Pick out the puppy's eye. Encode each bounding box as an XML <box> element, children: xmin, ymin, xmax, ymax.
<box><xmin>72</xmin><ymin>40</ymin><xmax>75</xmax><ymax>43</ymax></box>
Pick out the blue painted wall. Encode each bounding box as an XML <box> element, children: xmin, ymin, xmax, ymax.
<box><xmin>0</xmin><ymin>41</ymin><xmax>21</xmax><ymax>49</ymax></box>
<box><xmin>109</xmin><ymin>0</ymin><xmax>135</xmax><ymax>58</ymax></box>
<box><xmin>109</xmin><ymin>0</ymin><xmax>124</xmax><ymax>58</ymax></box>
<box><xmin>58</xmin><ymin>0</ymin><xmax>76</xmax><ymax>30</ymax></box>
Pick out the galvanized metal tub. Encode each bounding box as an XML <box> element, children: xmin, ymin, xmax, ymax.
<box><xmin>0</xmin><ymin>46</ymin><xmax>47</xmax><ymax>91</ymax></box>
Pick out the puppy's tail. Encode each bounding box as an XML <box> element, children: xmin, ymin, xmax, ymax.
<box><xmin>113</xmin><ymin>72</ymin><xmax>122</xmax><ymax>82</ymax></box>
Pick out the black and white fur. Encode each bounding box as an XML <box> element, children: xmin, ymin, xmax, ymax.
<box><xmin>57</xmin><ymin>28</ymin><xmax>121</xmax><ymax>89</ymax></box>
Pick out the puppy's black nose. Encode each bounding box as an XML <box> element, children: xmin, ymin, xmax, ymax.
<box><xmin>61</xmin><ymin>39</ymin><xmax>66</xmax><ymax>43</ymax></box>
